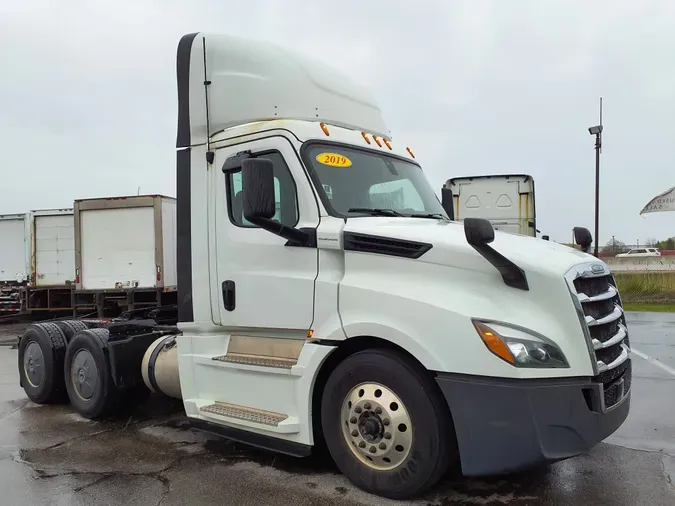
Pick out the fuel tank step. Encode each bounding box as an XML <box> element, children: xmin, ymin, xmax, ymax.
<box><xmin>200</xmin><ymin>401</ymin><xmax>288</xmax><ymax>427</ymax></box>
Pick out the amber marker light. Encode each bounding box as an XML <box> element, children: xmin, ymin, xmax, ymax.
<box><xmin>361</xmin><ymin>132</ymin><xmax>371</xmax><ymax>144</ymax></box>
<box><xmin>473</xmin><ymin>321</ymin><xmax>515</xmax><ymax>365</ymax></box>
<box><xmin>320</xmin><ymin>122</ymin><xmax>330</xmax><ymax>136</ymax></box>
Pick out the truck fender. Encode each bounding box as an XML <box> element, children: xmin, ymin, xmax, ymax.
<box><xmin>340</xmin><ymin>321</ymin><xmax>445</xmax><ymax>372</ymax></box>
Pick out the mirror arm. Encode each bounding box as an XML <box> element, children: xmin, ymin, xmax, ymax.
<box><xmin>245</xmin><ymin>216</ymin><xmax>311</xmax><ymax>246</ymax></box>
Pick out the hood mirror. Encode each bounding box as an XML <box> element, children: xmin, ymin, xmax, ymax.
<box><xmin>464</xmin><ymin>218</ymin><xmax>495</xmax><ymax>247</ymax></box>
<box><xmin>463</xmin><ymin>218</ymin><xmax>529</xmax><ymax>291</ymax></box>
<box><xmin>573</xmin><ymin>227</ymin><xmax>593</xmax><ymax>253</ymax></box>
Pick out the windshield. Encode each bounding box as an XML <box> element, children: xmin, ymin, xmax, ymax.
<box><xmin>302</xmin><ymin>143</ymin><xmax>448</xmax><ymax>219</ymax></box>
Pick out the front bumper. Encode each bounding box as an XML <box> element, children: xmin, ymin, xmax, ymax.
<box><xmin>435</xmin><ymin>360</ymin><xmax>631</xmax><ymax>476</ymax></box>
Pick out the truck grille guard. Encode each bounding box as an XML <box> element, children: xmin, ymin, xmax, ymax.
<box><xmin>565</xmin><ymin>261</ymin><xmax>632</xmax><ymax>411</ymax></box>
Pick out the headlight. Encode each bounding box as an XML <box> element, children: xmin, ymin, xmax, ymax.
<box><xmin>472</xmin><ymin>320</ymin><xmax>569</xmax><ymax>368</ymax></box>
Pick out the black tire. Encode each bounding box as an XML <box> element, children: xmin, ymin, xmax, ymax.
<box><xmin>64</xmin><ymin>328</ymin><xmax>120</xmax><ymax>419</ymax></box>
<box><xmin>18</xmin><ymin>323</ymin><xmax>69</xmax><ymax>404</ymax></box>
<box><xmin>321</xmin><ymin>348</ymin><xmax>457</xmax><ymax>500</ymax></box>
<box><xmin>54</xmin><ymin>320</ymin><xmax>89</xmax><ymax>343</ymax></box>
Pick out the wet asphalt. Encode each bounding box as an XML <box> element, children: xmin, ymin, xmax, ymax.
<box><xmin>0</xmin><ymin>313</ymin><xmax>674</xmax><ymax>505</ymax></box>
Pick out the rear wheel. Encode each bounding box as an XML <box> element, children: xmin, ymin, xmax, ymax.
<box><xmin>64</xmin><ymin>329</ymin><xmax>120</xmax><ymax>419</ymax></box>
<box><xmin>54</xmin><ymin>320</ymin><xmax>88</xmax><ymax>343</ymax></box>
<box><xmin>321</xmin><ymin>348</ymin><xmax>457</xmax><ymax>499</ymax></box>
<box><xmin>18</xmin><ymin>323</ymin><xmax>69</xmax><ymax>404</ymax></box>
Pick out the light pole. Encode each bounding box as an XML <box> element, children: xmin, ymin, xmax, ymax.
<box><xmin>588</xmin><ymin>97</ymin><xmax>603</xmax><ymax>257</ymax></box>
<box><xmin>588</xmin><ymin>124</ymin><xmax>602</xmax><ymax>257</ymax></box>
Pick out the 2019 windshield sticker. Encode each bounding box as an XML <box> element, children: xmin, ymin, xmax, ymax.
<box><xmin>315</xmin><ymin>152</ymin><xmax>352</xmax><ymax>168</ymax></box>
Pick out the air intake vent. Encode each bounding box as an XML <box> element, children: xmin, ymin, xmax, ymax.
<box><xmin>343</xmin><ymin>232</ymin><xmax>432</xmax><ymax>259</ymax></box>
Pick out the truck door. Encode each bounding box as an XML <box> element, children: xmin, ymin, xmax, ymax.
<box><xmin>213</xmin><ymin>136</ymin><xmax>320</xmax><ymax>331</ymax></box>
<box><xmin>443</xmin><ymin>174</ymin><xmax>536</xmax><ymax>237</ymax></box>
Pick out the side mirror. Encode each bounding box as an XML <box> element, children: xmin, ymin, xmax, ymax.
<box><xmin>441</xmin><ymin>187</ymin><xmax>455</xmax><ymax>220</ymax></box>
<box><xmin>464</xmin><ymin>218</ymin><xmax>495</xmax><ymax>247</ymax></box>
<box><xmin>241</xmin><ymin>158</ymin><xmax>276</xmax><ymax>222</ymax></box>
<box><xmin>238</xmin><ymin>157</ymin><xmax>312</xmax><ymax>247</ymax></box>
<box><xmin>573</xmin><ymin>227</ymin><xmax>593</xmax><ymax>253</ymax></box>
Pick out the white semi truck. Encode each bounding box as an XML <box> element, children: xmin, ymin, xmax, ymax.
<box><xmin>17</xmin><ymin>32</ymin><xmax>631</xmax><ymax>499</ymax></box>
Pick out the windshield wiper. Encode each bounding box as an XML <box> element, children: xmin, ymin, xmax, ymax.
<box><xmin>347</xmin><ymin>207</ymin><xmax>404</xmax><ymax>217</ymax></box>
<box><xmin>408</xmin><ymin>213</ymin><xmax>449</xmax><ymax>220</ymax></box>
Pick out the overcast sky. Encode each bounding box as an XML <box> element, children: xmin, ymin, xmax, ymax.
<box><xmin>1</xmin><ymin>0</ymin><xmax>674</xmax><ymax>245</ymax></box>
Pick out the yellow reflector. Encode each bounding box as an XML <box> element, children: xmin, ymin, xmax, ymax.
<box><xmin>473</xmin><ymin>322</ymin><xmax>515</xmax><ymax>365</ymax></box>
<box><xmin>383</xmin><ymin>138</ymin><xmax>392</xmax><ymax>150</ymax></box>
<box><xmin>320</xmin><ymin>122</ymin><xmax>330</xmax><ymax>136</ymax></box>
<box><xmin>361</xmin><ymin>132</ymin><xmax>371</xmax><ymax>144</ymax></box>
<box><xmin>372</xmin><ymin>135</ymin><xmax>383</xmax><ymax>147</ymax></box>
<box><xmin>307</xmin><ymin>329</ymin><xmax>314</xmax><ymax>339</ymax></box>
<box><xmin>406</xmin><ymin>147</ymin><xmax>415</xmax><ymax>158</ymax></box>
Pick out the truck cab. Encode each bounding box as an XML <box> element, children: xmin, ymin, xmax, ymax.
<box><xmin>17</xmin><ymin>32</ymin><xmax>632</xmax><ymax>500</ymax></box>
<box><xmin>442</xmin><ymin>174</ymin><xmax>537</xmax><ymax>237</ymax></box>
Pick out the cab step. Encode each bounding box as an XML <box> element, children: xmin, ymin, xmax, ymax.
<box><xmin>201</xmin><ymin>401</ymin><xmax>288</xmax><ymax>427</ymax></box>
<box><xmin>210</xmin><ymin>335</ymin><xmax>304</xmax><ymax>369</ymax></box>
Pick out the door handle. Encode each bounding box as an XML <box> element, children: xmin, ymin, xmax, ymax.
<box><xmin>222</xmin><ymin>280</ymin><xmax>235</xmax><ymax>311</ymax></box>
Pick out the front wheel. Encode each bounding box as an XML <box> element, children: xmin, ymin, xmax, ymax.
<box><xmin>321</xmin><ymin>348</ymin><xmax>458</xmax><ymax>499</ymax></box>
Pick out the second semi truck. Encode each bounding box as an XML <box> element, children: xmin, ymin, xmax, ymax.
<box><xmin>17</xmin><ymin>32</ymin><xmax>631</xmax><ymax>499</ymax></box>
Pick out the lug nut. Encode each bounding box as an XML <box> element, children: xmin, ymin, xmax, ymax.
<box><xmin>379</xmin><ymin>442</ymin><xmax>387</xmax><ymax>450</ymax></box>
<box><xmin>364</xmin><ymin>402</ymin><xmax>371</xmax><ymax>410</ymax></box>
<box><xmin>383</xmin><ymin>418</ymin><xmax>390</xmax><ymax>426</ymax></box>
<box><xmin>359</xmin><ymin>441</ymin><xmax>366</xmax><ymax>448</ymax></box>
<box><xmin>384</xmin><ymin>432</ymin><xmax>392</xmax><ymax>440</ymax></box>
<box><xmin>350</xmin><ymin>417</ymin><xmax>357</xmax><ymax>424</ymax></box>
<box><xmin>374</xmin><ymin>407</ymin><xmax>382</xmax><ymax>415</ymax></box>
<box><xmin>369</xmin><ymin>446</ymin><xmax>377</xmax><ymax>454</ymax></box>
<box><xmin>351</xmin><ymin>430</ymin><xmax>359</xmax><ymax>437</ymax></box>
<box><xmin>355</xmin><ymin>407</ymin><xmax>362</xmax><ymax>414</ymax></box>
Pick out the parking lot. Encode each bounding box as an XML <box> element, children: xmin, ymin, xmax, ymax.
<box><xmin>1</xmin><ymin>313</ymin><xmax>674</xmax><ymax>505</ymax></box>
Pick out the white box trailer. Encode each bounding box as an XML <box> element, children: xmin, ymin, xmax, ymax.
<box><xmin>74</xmin><ymin>195</ymin><xmax>177</xmax><ymax>291</ymax></box>
<box><xmin>0</xmin><ymin>213</ymin><xmax>30</xmax><ymax>284</ymax></box>
<box><xmin>442</xmin><ymin>174</ymin><xmax>537</xmax><ymax>237</ymax></box>
<box><xmin>30</xmin><ymin>208</ymin><xmax>76</xmax><ymax>287</ymax></box>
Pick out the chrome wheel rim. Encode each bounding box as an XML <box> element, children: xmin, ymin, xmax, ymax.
<box><xmin>341</xmin><ymin>382</ymin><xmax>412</xmax><ymax>471</ymax></box>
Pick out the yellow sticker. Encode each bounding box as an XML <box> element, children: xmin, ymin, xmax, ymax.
<box><xmin>316</xmin><ymin>152</ymin><xmax>352</xmax><ymax>168</ymax></box>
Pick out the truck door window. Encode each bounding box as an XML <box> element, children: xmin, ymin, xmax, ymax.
<box><xmin>225</xmin><ymin>151</ymin><xmax>299</xmax><ymax>228</ymax></box>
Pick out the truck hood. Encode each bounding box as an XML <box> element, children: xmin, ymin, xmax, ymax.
<box><xmin>343</xmin><ymin>217</ymin><xmax>599</xmax><ymax>277</ymax></box>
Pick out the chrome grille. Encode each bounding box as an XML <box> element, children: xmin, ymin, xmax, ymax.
<box><xmin>565</xmin><ymin>262</ymin><xmax>632</xmax><ymax>410</ymax></box>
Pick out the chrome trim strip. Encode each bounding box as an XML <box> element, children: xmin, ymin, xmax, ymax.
<box><xmin>597</xmin><ymin>344</ymin><xmax>630</xmax><ymax>373</ymax></box>
<box><xmin>593</xmin><ymin>323</ymin><xmax>627</xmax><ymax>350</ymax></box>
<box><xmin>578</xmin><ymin>285</ymin><xmax>618</xmax><ymax>303</ymax></box>
<box><xmin>585</xmin><ymin>305</ymin><xmax>623</xmax><ymax>327</ymax></box>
